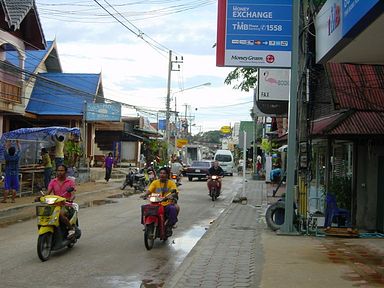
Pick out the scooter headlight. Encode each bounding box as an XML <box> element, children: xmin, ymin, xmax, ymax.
<box><xmin>149</xmin><ymin>193</ymin><xmax>162</xmax><ymax>202</ymax></box>
<box><xmin>44</xmin><ymin>197</ymin><xmax>56</xmax><ymax>205</ymax></box>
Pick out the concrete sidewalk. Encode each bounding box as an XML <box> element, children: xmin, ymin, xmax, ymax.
<box><xmin>164</xmin><ymin>177</ymin><xmax>384</xmax><ymax>288</ymax></box>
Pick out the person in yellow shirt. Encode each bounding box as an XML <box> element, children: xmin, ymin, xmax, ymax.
<box><xmin>54</xmin><ymin>135</ymin><xmax>65</xmax><ymax>168</ymax></box>
<box><xmin>145</xmin><ymin>167</ymin><xmax>179</xmax><ymax>228</ymax></box>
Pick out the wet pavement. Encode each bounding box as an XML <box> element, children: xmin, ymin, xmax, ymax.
<box><xmin>2</xmin><ymin>176</ymin><xmax>384</xmax><ymax>287</ymax></box>
<box><xmin>164</xmin><ymin>178</ymin><xmax>384</xmax><ymax>288</ymax></box>
<box><xmin>320</xmin><ymin>239</ymin><xmax>384</xmax><ymax>286</ymax></box>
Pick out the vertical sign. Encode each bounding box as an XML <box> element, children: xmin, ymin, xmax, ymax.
<box><xmin>217</xmin><ymin>0</ymin><xmax>293</xmax><ymax>68</ymax></box>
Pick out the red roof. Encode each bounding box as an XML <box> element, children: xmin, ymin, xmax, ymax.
<box><xmin>326</xmin><ymin>63</ymin><xmax>384</xmax><ymax>111</ymax></box>
<box><xmin>311</xmin><ymin>63</ymin><xmax>384</xmax><ymax>136</ymax></box>
<box><xmin>311</xmin><ymin>113</ymin><xmax>344</xmax><ymax>135</ymax></box>
<box><xmin>329</xmin><ymin>111</ymin><xmax>384</xmax><ymax>135</ymax></box>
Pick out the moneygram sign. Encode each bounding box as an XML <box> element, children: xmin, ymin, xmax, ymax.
<box><xmin>216</xmin><ymin>0</ymin><xmax>292</xmax><ymax>68</ymax></box>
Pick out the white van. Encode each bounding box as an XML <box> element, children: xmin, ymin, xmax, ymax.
<box><xmin>214</xmin><ymin>149</ymin><xmax>234</xmax><ymax>176</ymax></box>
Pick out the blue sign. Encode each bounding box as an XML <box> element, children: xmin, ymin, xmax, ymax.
<box><xmin>342</xmin><ymin>0</ymin><xmax>380</xmax><ymax>36</ymax></box>
<box><xmin>226</xmin><ymin>0</ymin><xmax>292</xmax><ymax>52</ymax></box>
<box><xmin>86</xmin><ymin>103</ymin><xmax>121</xmax><ymax>122</ymax></box>
<box><xmin>218</xmin><ymin>0</ymin><xmax>293</xmax><ymax>68</ymax></box>
<box><xmin>158</xmin><ymin>119</ymin><xmax>166</xmax><ymax>130</ymax></box>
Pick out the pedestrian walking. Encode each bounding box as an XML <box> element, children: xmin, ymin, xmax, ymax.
<box><xmin>104</xmin><ymin>152</ymin><xmax>114</xmax><ymax>183</ymax></box>
<box><xmin>2</xmin><ymin>140</ymin><xmax>21</xmax><ymax>203</ymax></box>
<box><xmin>41</xmin><ymin>148</ymin><xmax>52</xmax><ymax>189</ymax></box>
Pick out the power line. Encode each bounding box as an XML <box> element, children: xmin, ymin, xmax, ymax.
<box><xmin>92</xmin><ymin>0</ymin><xmax>169</xmax><ymax>56</ymax></box>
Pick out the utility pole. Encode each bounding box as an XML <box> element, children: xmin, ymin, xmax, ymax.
<box><xmin>82</xmin><ymin>101</ymin><xmax>87</xmax><ymax>167</ymax></box>
<box><xmin>174</xmin><ymin>97</ymin><xmax>178</xmax><ymax>153</ymax></box>
<box><xmin>279</xmin><ymin>0</ymin><xmax>300</xmax><ymax>235</ymax></box>
<box><xmin>165</xmin><ymin>50</ymin><xmax>183</xmax><ymax>160</ymax></box>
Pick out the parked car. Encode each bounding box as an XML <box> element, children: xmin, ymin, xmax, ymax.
<box><xmin>185</xmin><ymin>160</ymin><xmax>213</xmax><ymax>181</ymax></box>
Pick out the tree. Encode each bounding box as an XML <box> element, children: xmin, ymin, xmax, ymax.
<box><xmin>224</xmin><ymin>67</ymin><xmax>258</xmax><ymax>92</ymax></box>
<box><xmin>191</xmin><ymin>130</ymin><xmax>221</xmax><ymax>144</ymax></box>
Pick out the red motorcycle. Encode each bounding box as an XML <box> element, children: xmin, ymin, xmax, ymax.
<box><xmin>141</xmin><ymin>193</ymin><xmax>173</xmax><ymax>250</ymax></box>
<box><xmin>207</xmin><ymin>175</ymin><xmax>221</xmax><ymax>201</ymax></box>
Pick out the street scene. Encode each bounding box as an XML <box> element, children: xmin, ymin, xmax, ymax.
<box><xmin>1</xmin><ymin>0</ymin><xmax>384</xmax><ymax>287</ymax></box>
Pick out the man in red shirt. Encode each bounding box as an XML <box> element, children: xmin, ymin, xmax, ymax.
<box><xmin>47</xmin><ymin>164</ymin><xmax>76</xmax><ymax>238</ymax></box>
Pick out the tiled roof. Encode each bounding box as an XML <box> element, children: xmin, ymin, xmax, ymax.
<box><xmin>311</xmin><ymin>111</ymin><xmax>384</xmax><ymax>136</ymax></box>
<box><xmin>329</xmin><ymin>111</ymin><xmax>384</xmax><ymax>135</ymax></box>
<box><xmin>311</xmin><ymin>113</ymin><xmax>345</xmax><ymax>136</ymax></box>
<box><xmin>26</xmin><ymin>73</ymin><xmax>102</xmax><ymax>116</ymax></box>
<box><xmin>1</xmin><ymin>0</ymin><xmax>34</xmax><ymax>30</ymax></box>
<box><xmin>311</xmin><ymin>63</ymin><xmax>384</xmax><ymax>137</ymax></box>
<box><xmin>326</xmin><ymin>63</ymin><xmax>384</xmax><ymax>111</ymax></box>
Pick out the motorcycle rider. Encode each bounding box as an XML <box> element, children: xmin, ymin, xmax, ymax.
<box><xmin>47</xmin><ymin>164</ymin><xmax>76</xmax><ymax>238</ymax></box>
<box><xmin>144</xmin><ymin>167</ymin><xmax>179</xmax><ymax>230</ymax></box>
<box><xmin>207</xmin><ymin>160</ymin><xmax>224</xmax><ymax>193</ymax></box>
<box><xmin>170</xmin><ymin>158</ymin><xmax>183</xmax><ymax>185</ymax></box>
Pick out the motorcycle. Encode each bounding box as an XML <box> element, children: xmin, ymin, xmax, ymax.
<box><xmin>121</xmin><ymin>168</ymin><xmax>147</xmax><ymax>192</ymax></box>
<box><xmin>207</xmin><ymin>175</ymin><xmax>221</xmax><ymax>201</ymax></box>
<box><xmin>171</xmin><ymin>172</ymin><xmax>182</xmax><ymax>186</ymax></box>
<box><xmin>35</xmin><ymin>190</ymin><xmax>81</xmax><ymax>261</ymax></box>
<box><xmin>141</xmin><ymin>193</ymin><xmax>175</xmax><ymax>250</ymax></box>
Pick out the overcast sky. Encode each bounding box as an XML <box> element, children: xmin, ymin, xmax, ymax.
<box><xmin>35</xmin><ymin>0</ymin><xmax>253</xmax><ymax>133</ymax></box>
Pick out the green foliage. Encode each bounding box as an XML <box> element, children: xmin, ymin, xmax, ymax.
<box><xmin>224</xmin><ymin>67</ymin><xmax>258</xmax><ymax>92</ymax></box>
<box><xmin>261</xmin><ymin>139</ymin><xmax>272</xmax><ymax>154</ymax></box>
<box><xmin>328</xmin><ymin>176</ymin><xmax>352</xmax><ymax>210</ymax></box>
<box><xmin>192</xmin><ymin>130</ymin><xmax>221</xmax><ymax>144</ymax></box>
<box><xmin>143</xmin><ymin>139</ymin><xmax>167</xmax><ymax>165</ymax></box>
<box><xmin>64</xmin><ymin>141</ymin><xmax>82</xmax><ymax>167</ymax></box>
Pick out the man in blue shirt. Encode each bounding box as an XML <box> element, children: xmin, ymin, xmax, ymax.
<box><xmin>2</xmin><ymin>140</ymin><xmax>21</xmax><ymax>203</ymax></box>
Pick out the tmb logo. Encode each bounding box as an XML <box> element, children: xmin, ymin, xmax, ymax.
<box><xmin>266</xmin><ymin>55</ymin><xmax>275</xmax><ymax>63</ymax></box>
<box><xmin>328</xmin><ymin>3</ymin><xmax>340</xmax><ymax>35</ymax></box>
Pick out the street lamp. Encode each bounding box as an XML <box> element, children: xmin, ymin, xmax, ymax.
<box><xmin>166</xmin><ymin>82</ymin><xmax>211</xmax><ymax>158</ymax></box>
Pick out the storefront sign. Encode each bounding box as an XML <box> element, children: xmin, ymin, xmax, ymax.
<box><xmin>86</xmin><ymin>103</ymin><xmax>121</xmax><ymax>122</ymax></box>
<box><xmin>343</xmin><ymin>0</ymin><xmax>380</xmax><ymax>36</ymax></box>
<box><xmin>258</xmin><ymin>68</ymin><xmax>290</xmax><ymax>101</ymax></box>
<box><xmin>315</xmin><ymin>0</ymin><xmax>382</xmax><ymax>63</ymax></box>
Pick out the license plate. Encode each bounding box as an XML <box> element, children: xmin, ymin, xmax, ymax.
<box><xmin>195</xmin><ymin>169</ymin><xmax>200</xmax><ymax>172</ymax></box>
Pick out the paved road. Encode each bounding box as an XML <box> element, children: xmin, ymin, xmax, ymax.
<box><xmin>0</xmin><ymin>176</ymin><xmax>240</xmax><ymax>288</ymax></box>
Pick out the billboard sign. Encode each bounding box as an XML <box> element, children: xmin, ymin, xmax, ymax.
<box><xmin>216</xmin><ymin>0</ymin><xmax>293</xmax><ymax>68</ymax></box>
<box><xmin>258</xmin><ymin>68</ymin><xmax>290</xmax><ymax>101</ymax></box>
<box><xmin>86</xmin><ymin>103</ymin><xmax>121</xmax><ymax>122</ymax></box>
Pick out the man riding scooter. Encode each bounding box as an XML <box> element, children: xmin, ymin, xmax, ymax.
<box><xmin>144</xmin><ymin>167</ymin><xmax>179</xmax><ymax>234</ymax></box>
<box><xmin>47</xmin><ymin>164</ymin><xmax>76</xmax><ymax>239</ymax></box>
<box><xmin>207</xmin><ymin>160</ymin><xmax>224</xmax><ymax>195</ymax></box>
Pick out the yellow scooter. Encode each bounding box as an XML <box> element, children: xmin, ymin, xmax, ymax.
<box><xmin>35</xmin><ymin>191</ymin><xmax>81</xmax><ymax>261</ymax></box>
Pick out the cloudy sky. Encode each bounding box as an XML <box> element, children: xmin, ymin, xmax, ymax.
<box><xmin>35</xmin><ymin>0</ymin><xmax>254</xmax><ymax>133</ymax></box>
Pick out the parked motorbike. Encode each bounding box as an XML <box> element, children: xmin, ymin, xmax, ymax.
<box><xmin>207</xmin><ymin>175</ymin><xmax>221</xmax><ymax>201</ymax></box>
<box><xmin>141</xmin><ymin>193</ymin><xmax>175</xmax><ymax>250</ymax></box>
<box><xmin>121</xmin><ymin>168</ymin><xmax>147</xmax><ymax>192</ymax></box>
<box><xmin>35</xmin><ymin>191</ymin><xmax>81</xmax><ymax>261</ymax></box>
